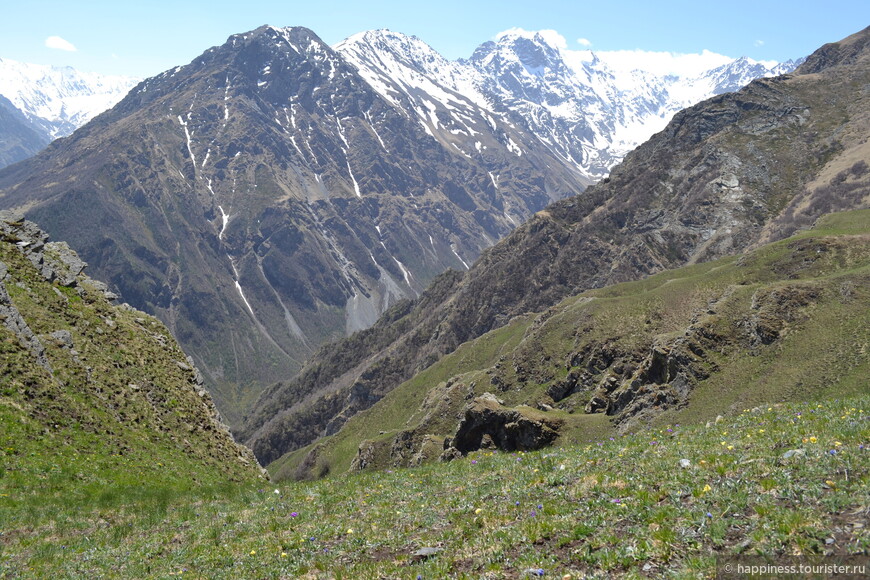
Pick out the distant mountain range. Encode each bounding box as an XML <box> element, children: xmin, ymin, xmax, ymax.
<box><xmin>337</xmin><ymin>29</ymin><xmax>799</xmax><ymax>182</ymax></box>
<box><xmin>0</xmin><ymin>58</ymin><xmax>139</xmax><ymax>168</ymax></box>
<box><xmin>0</xmin><ymin>26</ymin><xmax>800</xmax><ymax>427</ymax></box>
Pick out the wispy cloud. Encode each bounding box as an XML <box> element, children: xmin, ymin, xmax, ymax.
<box><xmin>45</xmin><ymin>36</ymin><xmax>77</xmax><ymax>52</ymax></box>
<box><xmin>577</xmin><ymin>38</ymin><xmax>592</xmax><ymax>47</ymax></box>
<box><xmin>754</xmin><ymin>39</ymin><xmax>765</xmax><ymax>47</ymax></box>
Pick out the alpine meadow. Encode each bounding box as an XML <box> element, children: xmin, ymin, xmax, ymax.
<box><xmin>0</xmin><ymin>16</ymin><xmax>868</xmax><ymax>580</ymax></box>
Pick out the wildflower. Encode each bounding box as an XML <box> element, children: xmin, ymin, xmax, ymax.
<box><xmin>810</xmin><ymin>437</ymin><xmax>817</xmax><ymax>443</ymax></box>
<box><xmin>346</xmin><ymin>528</ymin><xmax>354</xmax><ymax>534</ymax></box>
<box><xmin>825</xmin><ymin>480</ymin><xmax>837</xmax><ymax>488</ymax></box>
<box><xmin>726</xmin><ymin>445</ymin><xmax>734</xmax><ymax>450</ymax></box>
<box><xmin>829</xmin><ymin>449</ymin><xmax>837</xmax><ymax>455</ymax></box>
<box><xmin>471</xmin><ymin>460</ymin><xmax>478</xmax><ymax>464</ymax></box>
<box><xmin>250</xmin><ymin>550</ymin><xmax>256</xmax><ymax>555</ymax></box>
<box><xmin>834</xmin><ymin>441</ymin><xmax>842</xmax><ymax>447</ymax></box>
<box><xmin>702</xmin><ymin>484</ymin><xmax>712</xmax><ymax>494</ymax></box>
<box><xmin>274</xmin><ymin>489</ymin><xmax>280</xmax><ymax>495</ymax></box>
<box><xmin>475</xmin><ymin>508</ymin><xmax>483</xmax><ymax>515</ymax></box>
<box><xmin>706</xmin><ymin>512</ymin><xmax>713</xmax><ymax>518</ymax></box>
<box><xmin>280</xmin><ymin>552</ymin><xmax>287</xmax><ymax>558</ymax></box>
<box><xmin>530</xmin><ymin>510</ymin><xmax>537</xmax><ymax>517</ymax></box>
<box><xmin>290</xmin><ymin>512</ymin><xmax>298</xmax><ymax>517</ymax></box>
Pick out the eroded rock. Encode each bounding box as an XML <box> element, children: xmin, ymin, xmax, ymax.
<box><xmin>453</xmin><ymin>394</ymin><xmax>563</xmax><ymax>453</ymax></box>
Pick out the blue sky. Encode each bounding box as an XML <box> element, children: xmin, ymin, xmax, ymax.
<box><xmin>2</xmin><ymin>0</ymin><xmax>868</xmax><ymax>78</ymax></box>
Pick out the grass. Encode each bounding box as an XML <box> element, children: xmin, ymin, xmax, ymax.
<box><xmin>1</xmin><ymin>394</ymin><xmax>867</xmax><ymax>578</ymax></box>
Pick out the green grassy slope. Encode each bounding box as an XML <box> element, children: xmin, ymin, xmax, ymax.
<box><xmin>0</xmin><ymin>218</ymin><xmax>265</xmax><ymax>513</ymax></box>
<box><xmin>2</xmin><ymin>394</ymin><xmax>866</xmax><ymax>577</ymax></box>
<box><xmin>278</xmin><ymin>210</ymin><xmax>870</xmax><ymax>480</ymax></box>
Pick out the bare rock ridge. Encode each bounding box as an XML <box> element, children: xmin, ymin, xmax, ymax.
<box><xmin>0</xmin><ymin>211</ymin><xmax>264</xmax><ymax>481</ymax></box>
<box><xmin>243</xmin><ymin>26</ymin><xmax>870</xmax><ymax>471</ymax></box>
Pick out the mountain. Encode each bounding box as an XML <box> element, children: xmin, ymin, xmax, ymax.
<box><xmin>243</xmin><ymin>26</ymin><xmax>870</xmax><ymax>473</ymax></box>
<box><xmin>0</xmin><ymin>26</ymin><xmax>587</xmax><ymax>426</ymax></box>
<box><xmin>337</xmin><ymin>29</ymin><xmax>800</xmax><ymax>182</ymax></box>
<box><xmin>0</xmin><ymin>211</ymin><xmax>264</xmax><ymax>488</ymax></box>
<box><xmin>268</xmin><ymin>208</ymin><xmax>870</xmax><ymax>478</ymax></box>
<box><xmin>0</xmin><ymin>94</ymin><xmax>51</xmax><ymax>168</ymax></box>
<box><xmin>0</xmin><ymin>57</ymin><xmax>139</xmax><ymax>139</ymax></box>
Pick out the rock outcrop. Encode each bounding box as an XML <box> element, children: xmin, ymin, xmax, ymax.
<box><xmin>451</xmin><ymin>394</ymin><xmax>563</xmax><ymax>453</ymax></box>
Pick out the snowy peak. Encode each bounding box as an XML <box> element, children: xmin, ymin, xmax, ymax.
<box><xmin>336</xmin><ymin>29</ymin><xmax>487</xmax><ymax>112</ymax></box>
<box><xmin>0</xmin><ymin>57</ymin><xmax>139</xmax><ymax>138</ymax></box>
<box><xmin>460</xmin><ymin>31</ymin><xmax>802</xmax><ymax>179</ymax></box>
<box><xmin>705</xmin><ymin>56</ymin><xmax>804</xmax><ymax>95</ymax></box>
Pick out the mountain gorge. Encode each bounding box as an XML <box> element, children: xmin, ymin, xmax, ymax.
<box><xmin>0</xmin><ymin>25</ymin><xmax>800</xmax><ymax>428</ymax></box>
<box><xmin>0</xmin><ymin>26</ymin><xmax>590</xmax><ymax>424</ymax></box>
<box><xmin>244</xmin><ymin>26</ymin><xmax>870</xmax><ymax>475</ymax></box>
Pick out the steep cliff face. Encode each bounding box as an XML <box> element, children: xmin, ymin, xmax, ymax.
<box><xmin>243</xmin><ymin>27</ymin><xmax>870</xmax><ymax>468</ymax></box>
<box><xmin>0</xmin><ymin>211</ymin><xmax>264</xmax><ymax>485</ymax></box>
<box><xmin>0</xmin><ymin>26</ymin><xmax>586</xmax><ymax>425</ymax></box>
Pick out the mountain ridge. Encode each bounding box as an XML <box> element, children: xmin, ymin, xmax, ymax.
<box><xmin>0</xmin><ymin>25</ymin><xmax>587</xmax><ymax>425</ymax></box>
<box><xmin>243</xmin><ymin>25</ymin><xmax>870</xmax><ymax>471</ymax></box>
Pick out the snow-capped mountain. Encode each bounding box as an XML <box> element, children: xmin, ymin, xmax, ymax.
<box><xmin>337</xmin><ymin>29</ymin><xmax>801</xmax><ymax>181</ymax></box>
<box><xmin>0</xmin><ymin>57</ymin><xmax>139</xmax><ymax>139</ymax></box>
<box><xmin>0</xmin><ymin>26</ymin><xmax>587</xmax><ymax>425</ymax></box>
<box><xmin>0</xmin><ymin>25</ymin><xmax>805</xmax><ymax>427</ymax></box>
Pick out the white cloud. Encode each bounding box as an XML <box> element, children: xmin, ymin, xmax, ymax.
<box><xmin>589</xmin><ymin>48</ymin><xmax>733</xmax><ymax>77</ymax></box>
<box><xmin>45</xmin><ymin>36</ymin><xmax>77</xmax><ymax>52</ymax></box>
<box><xmin>754</xmin><ymin>39</ymin><xmax>765</xmax><ymax>47</ymax></box>
<box><xmin>577</xmin><ymin>38</ymin><xmax>592</xmax><ymax>47</ymax></box>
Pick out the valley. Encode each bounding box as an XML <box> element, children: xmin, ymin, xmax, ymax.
<box><xmin>0</xmin><ymin>19</ymin><xmax>868</xmax><ymax>579</ymax></box>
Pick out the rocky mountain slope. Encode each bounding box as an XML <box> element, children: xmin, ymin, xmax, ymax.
<box><xmin>0</xmin><ymin>211</ymin><xmax>264</xmax><ymax>487</ymax></box>
<box><xmin>243</xmin><ymin>26</ymin><xmax>870</xmax><ymax>470</ymax></box>
<box><xmin>271</xmin><ymin>208</ymin><xmax>870</xmax><ymax>479</ymax></box>
<box><xmin>0</xmin><ymin>26</ymin><xmax>588</xmax><ymax>425</ymax></box>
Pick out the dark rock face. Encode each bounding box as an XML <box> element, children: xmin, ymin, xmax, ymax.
<box><xmin>452</xmin><ymin>394</ymin><xmax>563</xmax><ymax>453</ymax></box>
<box><xmin>0</xmin><ymin>26</ymin><xmax>586</xmax><ymax>426</ymax></box>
